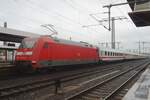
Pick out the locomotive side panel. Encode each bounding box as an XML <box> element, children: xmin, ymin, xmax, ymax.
<box><xmin>48</xmin><ymin>42</ymin><xmax>99</xmax><ymax>67</ymax></box>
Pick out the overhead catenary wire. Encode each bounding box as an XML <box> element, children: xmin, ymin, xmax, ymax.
<box><xmin>7</xmin><ymin>0</ymin><xmax>92</xmax><ymax>35</ymax></box>
<box><xmin>11</xmin><ymin>0</ymin><xmax>84</xmax><ymax>30</ymax></box>
<box><xmin>22</xmin><ymin>0</ymin><xmax>103</xmax><ymax>36</ymax></box>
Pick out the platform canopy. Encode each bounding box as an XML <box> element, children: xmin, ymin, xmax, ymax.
<box><xmin>127</xmin><ymin>0</ymin><xmax>150</xmax><ymax>27</ymax></box>
<box><xmin>127</xmin><ymin>0</ymin><xmax>135</xmax><ymax>11</ymax></box>
<box><xmin>0</xmin><ymin>26</ymin><xmax>40</xmax><ymax>43</ymax></box>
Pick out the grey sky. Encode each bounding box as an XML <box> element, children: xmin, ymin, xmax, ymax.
<box><xmin>0</xmin><ymin>0</ymin><xmax>150</xmax><ymax>51</ymax></box>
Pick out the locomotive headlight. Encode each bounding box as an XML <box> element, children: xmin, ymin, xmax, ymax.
<box><xmin>25</xmin><ymin>51</ymin><xmax>32</xmax><ymax>55</ymax></box>
<box><xmin>16</xmin><ymin>52</ymin><xmax>23</xmax><ymax>55</ymax></box>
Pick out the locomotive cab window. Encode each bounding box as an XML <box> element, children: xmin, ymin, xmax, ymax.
<box><xmin>19</xmin><ymin>38</ymin><xmax>37</xmax><ymax>49</ymax></box>
<box><xmin>43</xmin><ymin>42</ymin><xmax>49</xmax><ymax>48</ymax></box>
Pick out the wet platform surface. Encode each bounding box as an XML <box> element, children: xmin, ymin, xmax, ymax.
<box><xmin>123</xmin><ymin>65</ymin><xmax>150</xmax><ymax>100</ymax></box>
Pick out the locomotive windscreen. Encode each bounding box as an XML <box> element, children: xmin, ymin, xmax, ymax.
<box><xmin>19</xmin><ymin>38</ymin><xmax>37</xmax><ymax>49</ymax></box>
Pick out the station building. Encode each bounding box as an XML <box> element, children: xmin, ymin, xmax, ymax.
<box><xmin>0</xmin><ymin>26</ymin><xmax>40</xmax><ymax>63</ymax></box>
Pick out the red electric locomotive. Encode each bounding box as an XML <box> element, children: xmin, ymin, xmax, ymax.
<box><xmin>15</xmin><ymin>36</ymin><xmax>99</xmax><ymax>71</ymax></box>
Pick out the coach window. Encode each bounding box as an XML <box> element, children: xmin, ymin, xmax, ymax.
<box><xmin>43</xmin><ymin>42</ymin><xmax>48</xmax><ymax>48</ymax></box>
<box><xmin>105</xmin><ymin>51</ymin><xmax>107</xmax><ymax>56</ymax></box>
<box><xmin>108</xmin><ymin>52</ymin><xmax>110</xmax><ymax>56</ymax></box>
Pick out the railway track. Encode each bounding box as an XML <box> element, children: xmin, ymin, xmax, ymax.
<box><xmin>0</xmin><ymin>59</ymin><xmax>148</xmax><ymax>100</ymax></box>
<box><xmin>0</xmin><ymin>60</ymin><xmax>142</xmax><ymax>81</ymax></box>
<box><xmin>66</xmin><ymin>61</ymin><xmax>149</xmax><ymax>100</ymax></box>
<box><xmin>0</xmin><ymin>63</ymin><xmax>15</xmax><ymax>78</ymax></box>
<box><xmin>0</xmin><ymin>62</ymin><xmax>126</xmax><ymax>99</ymax></box>
<box><xmin>0</xmin><ymin>61</ymin><xmax>126</xmax><ymax>81</ymax></box>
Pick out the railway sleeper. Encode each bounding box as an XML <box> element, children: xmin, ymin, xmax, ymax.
<box><xmin>81</xmin><ymin>95</ymin><xmax>99</xmax><ymax>100</ymax></box>
<box><xmin>86</xmin><ymin>93</ymin><xmax>100</xmax><ymax>98</ymax></box>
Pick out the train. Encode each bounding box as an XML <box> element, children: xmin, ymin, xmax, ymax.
<box><xmin>15</xmin><ymin>35</ymin><xmax>146</xmax><ymax>71</ymax></box>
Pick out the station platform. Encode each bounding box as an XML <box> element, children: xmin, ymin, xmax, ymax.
<box><xmin>123</xmin><ymin>65</ymin><xmax>150</xmax><ymax>100</ymax></box>
<box><xmin>0</xmin><ymin>63</ymin><xmax>14</xmax><ymax>68</ymax></box>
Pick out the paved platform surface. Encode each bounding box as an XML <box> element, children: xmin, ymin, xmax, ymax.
<box><xmin>123</xmin><ymin>65</ymin><xmax>150</xmax><ymax>100</ymax></box>
<box><xmin>0</xmin><ymin>63</ymin><xmax>13</xmax><ymax>68</ymax></box>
